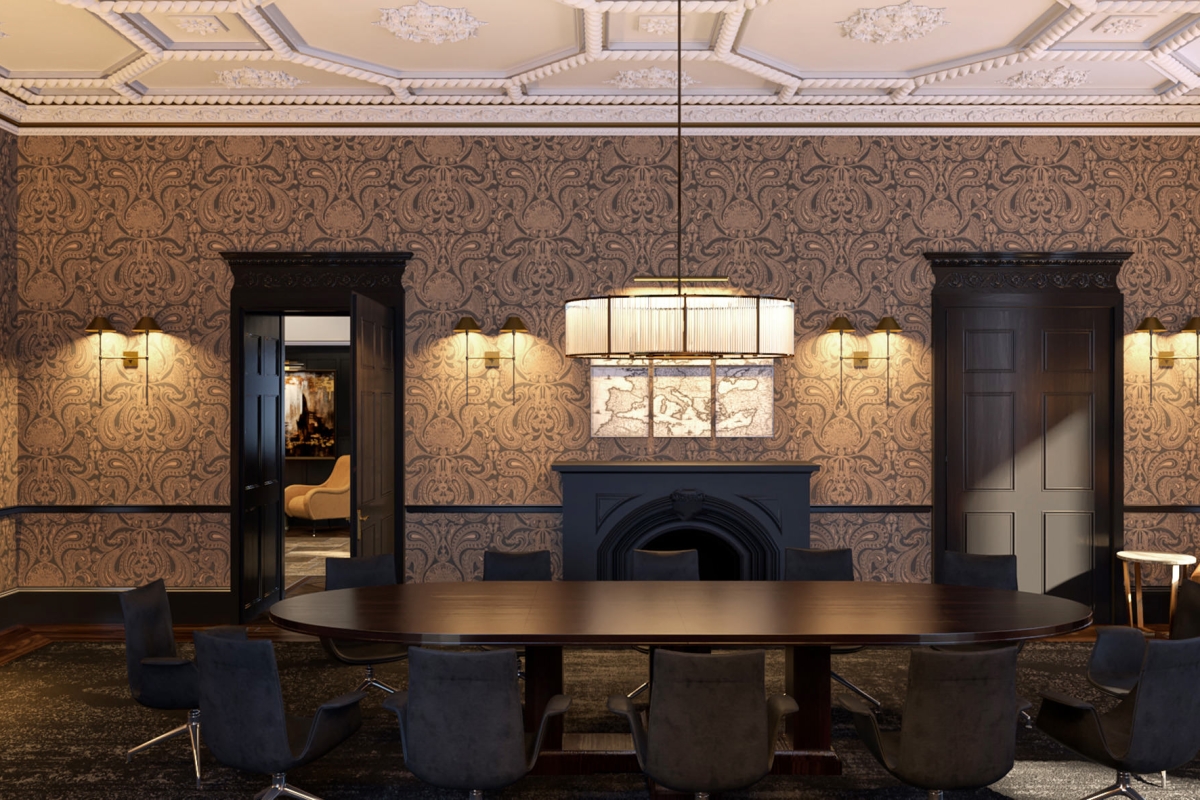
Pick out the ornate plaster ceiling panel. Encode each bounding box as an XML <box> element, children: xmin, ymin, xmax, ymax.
<box><xmin>530</xmin><ymin>58</ymin><xmax>775</xmax><ymax>94</ymax></box>
<box><xmin>131</xmin><ymin>12</ymin><xmax>264</xmax><ymax>48</ymax></box>
<box><xmin>606</xmin><ymin>10</ymin><xmax>719</xmax><ymax>48</ymax></box>
<box><xmin>133</xmin><ymin>59</ymin><xmax>388</xmax><ymax>96</ymax></box>
<box><xmin>0</xmin><ymin>0</ymin><xmax>139</xmax><ymax>75</ymax></box>
<box><xmin>737</xmin><ymin>0</ymin><xmax>1056</xmax><ymax>75</ymax></box>
<box><xmin>270</xmin><ymin>0</ymin><xmax>579</xmax><ymax>75</ymax></box>
<box><xmin>6</xmin><ymin>1</ymin><xmax>1200</xmax><ymax>126</ymax></box>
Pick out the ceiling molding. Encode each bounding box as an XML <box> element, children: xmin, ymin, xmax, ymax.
<box><xmin>0</xmin><ymin>0</ymin><xmax>1196</xmax><ymax>128</ymax></box>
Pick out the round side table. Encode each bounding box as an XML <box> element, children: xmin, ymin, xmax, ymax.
<box><xmin>1116</xmin><ymin>550</ymin><xmax>1198</xmax><ymax>633</ymax></box>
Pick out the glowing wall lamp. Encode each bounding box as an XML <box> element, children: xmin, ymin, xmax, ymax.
<box><xmin>828</xmin><ymin>315</ymin><xmax>903</xmax><ymax>406</ymax></box>
<box><xmin>85</xmin><ymin>314</ymin><xmax>160</xmax><ymax>404</ymax></box>
<box><xmin>452</xmin><ymin>315</ymin><xmax>527</xmax><ymax>405</ymax></box>
<box><xmin>1136</xmin><ymin>316</ymin><xmax>1168</xmax><ymax>402</ymax></box>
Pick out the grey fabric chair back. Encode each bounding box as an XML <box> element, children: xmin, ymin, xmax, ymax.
<box><xmin>897</xmin><ymin>647</ymin><xmax>1018</xmax><ymax>789</ymax></box>
<box><xmin>1169</xmin><ymin>579</ymin><xmax>1200</xmax><ymax>640</ymax></box>
<box><xmin>1121</xmin><ymin>637</ymin><xmax>1200</xmax><ymax>771</ymax></box>
<box><xmin>785</xmin><ymin>547</ymin><xmax>854</xmax><ymax>581</ymax></box>
<box><xmin>325</xmin><ymin>553</ymin><xmax>397</xmax><ymax>590</ymax></box>
<box><xmin>194</xmin><ymin>629</ymin><xmax>294</xmax><ymax>774</ymax></box>
<box><xmin>646</xmin><ymin>649</ymin><xmax>770</xmax><ymax>793</ymax></box>
<box><xmin>483</xmin><ymin>550</ymin><xmax>553</xmax><ymax>581</ymax></box>
<box><xmin>120</xmin><ymin>579</ymin><xmax>177</xmax><ymax>699</ymax></box>
<box><xmin>939</xmin><ymin>552</ymin><xmax>1018</xmax><ymax>591</ymax></box>
<box><xmin>404</xmin><ymin>647</ymin><xmax>528</xmax><ymax>790</ymax></box>
<box><xmin>632</xmin><ymin>548</ymin><xmax>699</xmax><ymax>581</ymax></box>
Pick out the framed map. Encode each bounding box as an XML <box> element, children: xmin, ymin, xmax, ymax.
<box><xmin>591</xmin><ymin>359</ymin><xmax>772</xmax><ymax>438</ymax></box>
<box><xmin>284</xmin><ymin>370</ymin><xmax>337</xmax><ymax>458</ymax></box>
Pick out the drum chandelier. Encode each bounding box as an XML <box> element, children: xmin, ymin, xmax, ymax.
<box><xmin>562</xmin><ymin>4</ymin><xmax>793</xmax><ymax>360</ymax></box>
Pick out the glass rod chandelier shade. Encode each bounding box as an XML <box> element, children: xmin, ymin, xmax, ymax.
<box><xmin>565</xmin><ymin>294</ymin><xmax>794</xmax><ymax>358</ymax></box>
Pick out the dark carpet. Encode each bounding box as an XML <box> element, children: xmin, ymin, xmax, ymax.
<box><xmin>1</xmin><ymin>641</ymin><xmax>1197</xmax><ymax>799</ymax></box>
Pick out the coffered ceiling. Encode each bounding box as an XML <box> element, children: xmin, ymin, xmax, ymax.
<box><xmin>5</xmin><ymin>0</ymin><xmax>1200</xmax><ymax>129</ymax></box>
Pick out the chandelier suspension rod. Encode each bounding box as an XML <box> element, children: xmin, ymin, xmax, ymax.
<box><xmin>676</xmin><ymin>0</ymin><xmax>682</xmax><ymax>297</ymax></box>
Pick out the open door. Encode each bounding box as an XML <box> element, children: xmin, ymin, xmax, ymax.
<box><xmin>351</xmin><ymin>292</ymin><xmax>396</xmax><ymax>560</ymax></box>
<box><xmin>239</xmin><ymin>313</ymin><xmax>284</xmax><ymax>620</ymax></box>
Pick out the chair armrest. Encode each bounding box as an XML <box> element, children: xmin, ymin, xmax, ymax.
<box><xmin>607</xmin><ymin>694</ymin><xmax>648</xmax><ymax>770</ymax></box>
<box><xmin>766</xmin><ymin>694</ymin><xmax>799</xmax><ymax>768</ymax></box>
<box><xmin>141</xmin><ymin>657</ymin><xmax>191</xmax><ymax>668</ymax></box>
<box><xmin>838</xmin><ymin>694</ymin><xmax>897</xmax><ymax>771</ymax></box>
<box><xmin>317</xmin><ymin>691</ymin><xmax>367</xmax><ymax>714</ymax></box>
<box><xmin>383</xmin><ymin>692</ymin><xmax>409</xmax><ymax>760</ymax></box>
<box><xmin>527</xmin><ymin>694</ymin><xmax>572</xmax><ymax>770</ymax></box>
<box><xmin>302</xmin><ymin>690</ymin><xmax>366</xmax><ymax>759</ymax></box>
<box><xmin>284</xmin><ymin>484</ymin><xmax>314</xmax><ymax>506</ymax></box>
<box><xmin>304</xmin><ymin>486</ymin><xmax>350</xmax><ymax>521</ymax></box>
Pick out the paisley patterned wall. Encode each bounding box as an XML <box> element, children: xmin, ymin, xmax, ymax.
<box><xmin>9</xmin><ymin>134</ymin><xmax>1200</xmax><ymax>588</ymax></box>
<box><xmin>1</xmin><ymin>128</ymin><xmax>16</xmax><ymax>595</ymax></box>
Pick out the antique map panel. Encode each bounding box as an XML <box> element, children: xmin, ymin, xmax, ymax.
<box><xmin>716</xmin><ymin>361</ymin><xmax>774</xmax><ymax>437</ymax></box>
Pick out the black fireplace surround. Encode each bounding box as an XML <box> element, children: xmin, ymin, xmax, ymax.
<box><xmin>553</xmin><ymin>461</ymin><xmax>820</xmax><ymax>581</ymax></box>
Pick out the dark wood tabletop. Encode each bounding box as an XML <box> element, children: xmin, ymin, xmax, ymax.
<box><xmin>268</xmin><ymin>580</ymin><xmax>1093</xmax><ymax>646</ymax></box>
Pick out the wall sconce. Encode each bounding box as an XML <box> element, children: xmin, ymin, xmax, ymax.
<box><xmin>1137</xmin><ymin>316</ymin><xmax>1169</xmax><ymax>402</ymax></box>
<box><xmin>85</xmin><ymin>314</ymin><xmax>160</xmax><ymax>404</ymax></box>
<box><xmin>453</xmin><ymin>315</ymin><xmax>527</xmax><ymax>405</ymax></box>
<box><xmin>828</xmin><ymin>315</ymin><xmax>902</xmax><ymax>406</ymax></box>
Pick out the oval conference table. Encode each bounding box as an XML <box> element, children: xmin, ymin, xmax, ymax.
<box><xmin>270</xmin><ymin>580</ymin><xmax>1092</xmax><ymax>776</ymax></box>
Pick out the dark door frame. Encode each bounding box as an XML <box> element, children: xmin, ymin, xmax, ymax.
<box><xmin>224</xmin><ymin>252</ymin><xmax>411</xmax><ymax>618</ymax></box>
<box><xmin>928</xmin><ymin>251</ymin><xmax>1129</xmax><ymax>624</ymax></box>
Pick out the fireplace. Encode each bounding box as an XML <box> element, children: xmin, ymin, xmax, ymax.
<box><xmin>553</xmin><ymin>461</ymin><xmax>820</xmax><ymax>580</ymax></box>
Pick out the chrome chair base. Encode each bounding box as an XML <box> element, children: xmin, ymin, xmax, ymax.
<box><xmin>254</xmin><ymin>773</ymin><xmax>323</xmax><ymax>800</ymax></box>
<box><xmin>927</xmin><ymin>791</ymin><xmax>943</xmax><ymax>800</ymax></box>
<box><xmin>626</xmin><ymin>681</ymin><xmax>648</xmax><ymax>699</ymax></box>
<box><xmin>1081</xmin><ymin>771</ymin><xmax>1147</xmax><ymax>800</ymax></box>
<box><xmin>468</xmin><ymin>791</ymin><xmax>484</xmax><ymax>799</ymax></box>
<box><xmin>127</xmin><ymin>708</ymin><xmax>202</xmax><ymax>788</ymax></box>
<box><xmin>832</xmin><ymin>671</ymin><xmax>881</xmax><ymax>708</ymax></box>
<box><xmin>355</xmin><ymin>664</ymin><xmax>397</xmax><ymax>694</ymax></box>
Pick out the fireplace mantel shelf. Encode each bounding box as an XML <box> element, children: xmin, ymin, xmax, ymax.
<box><xmin>552</xmin><ymin>461</ymin><xmax>820</xmax><ymax>474</ymax></box>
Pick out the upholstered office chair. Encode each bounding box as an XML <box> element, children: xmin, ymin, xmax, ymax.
<box><xmin>483</xmin><ymin>549</ymin><xmax>553</xmax><ymax>581</ymax></box>
<box><xmin>384</xmin><ymin>647</ymin><xmax>570</xmax><ymax>798</ymax></box>
<box><xmin>940</xmin><ymin>551</ymin><xmax>1018</xmax><ymax>590</ymax></box>
<box><xmin>285</xmin><ymin>455</ymin><xmax>350</xmax><ymax>532</ymax></box>
<box><xmin>194</xmin><ymin>628</ymin><xmax>364</xmax><ymax>800</ymax></box>
<box><xmin>627</xmin><ymin>548</ymin><xmax>701</xmax><ymax>699</ymax></box>
<box><xmin>784</xmin><ymin>547</ymin><xmax>880</xmax><ymax>708</ymax></box>
<box><xmin>1089</xmin><ymin>578</ymin><xmax>1200</xmax><ymax>697</ymax></box>
<box><xmin>841</xmin><ymin>646</ymin><xmax>1020</xmax><ymax>800</ymax></box>
<box><xmin>608</xmin><ymin>649</ymin><xmax>797</xmax><ymax>798</ymax></box>
<box><xmin>632</xmin><ymin>548</ymin><xmax>700</xmax><ymax>581</ymax></box>
<box><xmin>120</xmin><ymin>579</ymin><xmax>203</xmax><ymax>788</ymax></box>
<box><xmin>322</xmin><ymin>553</ymin><xmax>407</xmax><ymax>693</ymax></box>
<box><xmin>1037</xmin><ymin>636</ymin><xmax>1200</xmax><ymax>800</ymax></box>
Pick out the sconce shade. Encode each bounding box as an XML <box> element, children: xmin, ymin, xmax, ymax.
<box><xmin>1136</xmin><ymin>316</ymin><xmax>1166</xmax><ymax>333</ymax></box>
<box><xmin>564</xmin><ymin>295</ymin><xmax>794</xmax><ymax>358</ymax></box>
<box><xmin>85</xmin><ymin>316</ymin><xmax>115</xmax><ymax>333</ymax></box>
<box><xmin>453</xmin><ymin>316</ymin><xmax>482</xmax><ymax>334</ymax></box>
<box><xmin>131</xmin><ymin>316</ymin><xmax>161</xmax><ymax>333</ymax></box>
<box><xmin>499</xmin><ymin>315</ymin><xmax>529</xmax><ymax>334</ymax></box>
<box><xmin>826</xmin><ymin>316</ymin><xmax>856</xmax><ymax>333</ymax></box>
<box><xmin>1183</xmin><ymin>317</ymin><xmax>1200</xmax><ymax>332</ymax></box>
<box><xmin>874</xmin><ymin>316</ymin><xmax>902</xmax><ymax>333</ymax></box>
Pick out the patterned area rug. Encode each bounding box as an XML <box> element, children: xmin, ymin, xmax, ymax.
<box><xmin>1</xmin><ymin>641</ymin><xmax>1197</xmax><ymax>799</ymax></box>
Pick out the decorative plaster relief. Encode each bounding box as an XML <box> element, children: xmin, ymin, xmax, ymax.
<box><xmin>1093</xmin><ymin>16</ymin><xmax>1148</xmax><ymax>36</ymax></box>
<box><xmin>837</xmin><ymin>2</ymin><xmax>948</xmax><ymax>45</ymax></box>
<box><xmin>215</xmin><ymin>67</ymin><xmax>308</xmax><ymax>90</ymax></box>
<box><xmin>171</xmin><ymin>15</ymin><xmax>227</xmax><ymax>36</ymax></box>
<box><xmin>376</xmin><ymin>2</ymin><xmax>486</xmax><ymax>45</ymax></box>
<box><xmin>1001</xmin><ymin>67</ymin><xmax>1090</xmax><ymax>89</ymax></box>
<box><xmin>604</xmin><ymin>68</ymin><xmax>698</xmax><ymax>89</ymax></box>
<box><xmin>639</xmin><ymin>16</ymin><xmax>678</xmax><ymax>36</ymax></box>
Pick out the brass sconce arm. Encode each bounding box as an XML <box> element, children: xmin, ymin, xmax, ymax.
<box><xmin>453</xmin><ymin>315</ymin><xmax>528</xmax><ymax>406</ymax></box>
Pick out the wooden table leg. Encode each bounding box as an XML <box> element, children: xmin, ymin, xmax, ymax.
<box><xmin>1123</xmin><ymin>561</ymin><xmax>1134</xmax><ymax>627</ymax></box>
<box><xmin>1170</xmin><ymin>565</ymin><xmax>1182</xmax><ymax>634</ymax></box>
<box><xmin>524</xmin><ymin>645</ymin><xmax>563</xmax><ymax>750</ymax></box>
<box><xmin>781</xmin><ymin>645</ymin><xmax>841</xmax><ymax>775</ymax></box>
<box><xmin>1135</xmin><ymin>564</ymin><xmax>1145</xmax><ymax>630</ymax></box>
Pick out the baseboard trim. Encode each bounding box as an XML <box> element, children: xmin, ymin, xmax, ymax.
<box><xmin>0</xmin><ymin>588</ymin><xmax>237</xmax><ymax>627</ymax></box>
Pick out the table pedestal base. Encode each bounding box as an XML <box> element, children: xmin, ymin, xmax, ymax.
<box><xmin>523</xmin><ymin>644</ymin><xmax>842</xmax><ymax>777</ymax></box>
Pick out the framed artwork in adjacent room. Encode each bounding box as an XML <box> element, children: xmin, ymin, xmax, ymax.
<box><xmin>284</xmin><ymin>370</ymin><xmax>337</xmax><ymax>458</ymax></box>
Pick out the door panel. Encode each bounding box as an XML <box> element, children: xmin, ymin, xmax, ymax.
<box><xmin>351</xmin><ymin>293</ymin><xmax>396</xmax><ymax>561</ymax></box>
<box><xmin>944</xmin><ymin>306</ymin><xmax>1111</xmax><ymax>608</ymax></box>
<box><xmin>240</xmin><ymin>314</ymin><xmax>284</xmax><ymax>621</ymax></box>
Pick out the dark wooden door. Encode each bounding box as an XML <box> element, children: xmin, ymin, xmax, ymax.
<box><xmin>351</xmin><ymin>292</ymin><xmax>396</xmax><ymax>560</ymax></box>
<box><xmin>240</xmin><ymin>313</ymin><xmax>284</xmax><ymax>620</ymax></box>
<box><xmin>945</xmin><ymin>306</ymin><xmax>1113</xmax><ymax>608</ymax></box>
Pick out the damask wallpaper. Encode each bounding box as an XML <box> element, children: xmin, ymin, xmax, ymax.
<box><xmin>9</xmin><ymin>134</ymin><xmax>1200</xmax><ymax>590</ymax></box>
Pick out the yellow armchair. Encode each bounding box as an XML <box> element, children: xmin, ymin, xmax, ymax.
<box><xmin>286</xmin><ymin>455</ymin><xmax>351</xmax><ymax>523</ymax></box>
